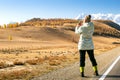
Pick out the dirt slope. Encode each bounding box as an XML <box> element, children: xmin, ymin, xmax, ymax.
<box><xmin>1</xmin><ymin>20</ymin><xmax>120</xmax><ymax>42</ymax></box>
<box><xmin>0</xmin><ymin>26</ymin><xmax>72</xmax><ymax>42</ymax></box>
<box><xmin>94</xmin><ymin>20</ymin><xmax>120</xmax><ymax>30</ymax></box>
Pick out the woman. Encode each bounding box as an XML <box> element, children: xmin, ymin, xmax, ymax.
<box><xmin>75</xmin><ymin>15</ymin><xmax>99</xmax><ymax>77</ymax></box>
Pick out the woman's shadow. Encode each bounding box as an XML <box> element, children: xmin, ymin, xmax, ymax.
<box><xmin>93</xmin><ymin>74</ymin><xmax>120</xmax><ymax>79</ymax></box>
<box><xmin>105</xmin><ymin>75</ymin><xmax>120</xmax><ymax>78</ymax></box>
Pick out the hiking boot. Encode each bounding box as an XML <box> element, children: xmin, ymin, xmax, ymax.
<box><xmin>93</xmin><ymin>71</ymin><xmax>99</xmax><ymax>76</ymax></box>
<box><xmin>81</xmin><ymin>72</ymin><xmax>84</xmax><ymax>77</ymax></box>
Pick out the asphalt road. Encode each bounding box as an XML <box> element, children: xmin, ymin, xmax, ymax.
<box><xmin>104</xmin><ymin>59</ymin><xmax>120</xmax><ymax>80</ymax></box>
<box><xmin>99</xmin><ymin>56</ymin><xmax>120</xmax><ymax>80</ymax></box>
<box><xmin>32</xmin><ymin>47</ymin><xmax>120</xmax><ymax>80</ymax></box>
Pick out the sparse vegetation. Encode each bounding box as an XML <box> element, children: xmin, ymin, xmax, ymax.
<box><xmin>20</xmin><ymin>18</ymin><xmax>77</xmax><ymax>27</ymax></box>
<box><xmin>3</xmin><ymin>24</ymin><xmax>7</xmax><ymax>28</ymax></box>
<box><xmin>0</xmin><ymin>47</ymin><xmax>79</xmax><ymax>80</ymax></box>
<box><xmin>0</xmin><ymin>18</ymin><xmax>119</xmax><ymax>80</ymax></box>
<box><xmin>7</xmin><ymin>22</ymin><xmax>19</xmax><ymax>28</ymax></box>
<box><xmin>19</xmin><ymin>18</ymin><xmax>120</xmax><ymax>38</ymax></box>
<box><xmin>93</xmin><ymin>20</ymin><xmax>120</xmax><ymax>38</ymax></box>
<box><xmin>0</xmin><ymin>22</ymin><xmax>19</xmax><ymax>28</ymax></box>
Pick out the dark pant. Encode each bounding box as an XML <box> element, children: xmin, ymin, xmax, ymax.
<box><xmin>79</xmin><ymin>50</ymin><xmax>97</xmax><ymax>67</ymax></box>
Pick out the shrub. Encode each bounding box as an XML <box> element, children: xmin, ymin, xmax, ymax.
<box><xmin>14</xmin><ymin>59</ymin><xmax>25</xmax><ymax>65</ymax></box>
<box><xmin>26</xmin><ymin>59</ymin><xmax>38</xmax><ymax>65</ymax></box>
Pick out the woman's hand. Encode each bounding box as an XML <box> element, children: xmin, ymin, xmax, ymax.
<box><xmin>77</xmin><ymin>21</ymin><xmax>83</xmax><ymax>27</ymax></box>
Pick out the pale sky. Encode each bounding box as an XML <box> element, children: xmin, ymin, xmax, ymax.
<box><xmin>0</xmin><ymin>0</ymin><xmax>120</xmax><ymax>25</ymax></box>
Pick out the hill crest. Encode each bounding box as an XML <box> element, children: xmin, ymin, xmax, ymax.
<box><xmin>0</xmin><ymin>19</ymin><xmax>120</xmax><ymax>42</ymax></box>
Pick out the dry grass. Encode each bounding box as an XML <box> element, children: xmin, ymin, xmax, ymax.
<box><xmin>0</xmin><ymin>19</ymin><xmax>119</xmax><ymax>79</ymax></box>
<box><xmin>26</xmin><ymin>59</ymin><xmax>38</xmax><ymax>65</ymax></box>
<box><xmin>0</xmin><ymin>68</ymin><xmax>32</xmax><ymax>80</ymax></box>
<box><xmin>14</xmin><ymin>59</ymin><xmax>25</xmax><ymax>65</ymax></box>
<box><xmin>0</xmin><ymin>46</ymin><xmax>80</xmax><ymax>79</ymax></box>
<box><xmin>20</xmin><ymin>18</ymin><xmax>77</xmax><ymax>27</ymax></box>
<box><xmin>0</xmin><ymin>41</ymin><xmax>119</xmax><ymax>80</ymax></box>
<box><xmin>93</xmin><ymin>21</ymin><xmax>120</xmax><ymax>38</ymax></box>
<box><xmin>0</xmin><ymin>60</ymin><xmax>6</xmax><ymax>68</ymax></box>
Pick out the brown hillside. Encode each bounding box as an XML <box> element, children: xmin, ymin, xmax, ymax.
<box><xmin>0</xmin><ymin>19</ymin><xmax>120</xmax><ymax>42</ymax></box>
<box><xmin>0</xmin><ymin>26</ymin><xmax>74</xmax><ymax>43</ymax></box>
<box><xmin>94</xmin><ymin>20</ymin><xmax>120</xmax><ymax>30</ymax></box>
<box><xmin>93</xmin><ymin>21</ymin><xmax>120</xmax><ymax>38</ymax></box>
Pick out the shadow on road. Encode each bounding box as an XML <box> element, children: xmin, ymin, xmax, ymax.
<box><xmin>91</xmin><ymin>75</ymin><xmax>120</xmax><ymax>80</ymax></box>
<box><xmin>105</xmin><ymin>75</ymin><xmax>120</xmax><ymax>78</ymax></box>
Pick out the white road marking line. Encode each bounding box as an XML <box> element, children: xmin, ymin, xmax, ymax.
<box><xmin>99</xmin><ymin>56</ymin><xmax>120</xmax><ymax>80</ymax></box>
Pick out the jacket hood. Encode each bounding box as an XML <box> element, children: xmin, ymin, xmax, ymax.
<box><xmin>83</xmin><ymin>22</ymin><xmax>92</xmax><ymax>27</ymax></box>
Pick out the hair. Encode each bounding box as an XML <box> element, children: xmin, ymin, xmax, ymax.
<box><xmin>84</xmin><ymin>15</ymin><xmax>91</xmax><ymax>23</ymax></box>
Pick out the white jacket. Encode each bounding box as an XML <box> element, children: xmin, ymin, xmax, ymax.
<box><xmin>75</xmin><ymin>22</ymin><xmax>94</xmax><ymax>50</ymax></box>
